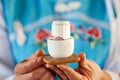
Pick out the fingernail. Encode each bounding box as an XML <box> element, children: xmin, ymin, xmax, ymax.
<box><xmin>45</xmin><ymin>64</ymin><xmax>49</xmax><ymax>68</ymax></box>
<box><xmin>36</xmin><ymin>49</ymin><xmax>41</xmax><ymax>53</ymax></box>
<box><xmin>57</xmin><ymin>65</ymin><xmax>61</xmax><ymax>68</ymax></box>
<box><xmin>37</xmin><ymin>57</ymin><xmax>42</xmax><ymax>63</ymax></box>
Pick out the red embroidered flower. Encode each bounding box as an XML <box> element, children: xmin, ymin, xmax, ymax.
<box><xmin>70</xmin><ymin>23</ymin><xmax>75</xmax><ymax>32</ymax></box>
<box><xmin>86</xmin><ymin>27</ymin><xmax>101</xmax><ymax>39</ymax></box>
<box><xmin>35</xmin><ymin>29</ymin><xmax>50</xmax><ymax>42</ymax></box>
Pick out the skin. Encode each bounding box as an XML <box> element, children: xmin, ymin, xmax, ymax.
<box><xmin>14</xmin><ymin>49</ymin><xmax>55</xmax><ymax>80</ymax></box>
<box><xmin>14</xmin><ymin>49</ymin><xmax>112</xmax><ymax>80</ymax></box>
<box><xmin>46</xmin><ymin>52</ymin><xmax>112</xmax><ymax>80</ymax></box>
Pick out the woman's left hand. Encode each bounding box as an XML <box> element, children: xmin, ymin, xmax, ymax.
<box><xmin>46</xmin><ymin>52</ymin><xmax>112</xmax><ymax>80</ymax></box>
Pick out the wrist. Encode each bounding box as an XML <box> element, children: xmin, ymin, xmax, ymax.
<box><xmin>101</xmin><ymin>71</ymin><xmax>112</xmax><ymax>80</ymax></box>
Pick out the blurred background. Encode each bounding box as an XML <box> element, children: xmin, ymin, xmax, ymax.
<box><xmin>0</xmin><ymin>0</ymin><xmax>120</xmax><ymax>80</ymax></box>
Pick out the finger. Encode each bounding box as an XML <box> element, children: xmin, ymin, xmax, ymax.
<box><xmin>14</xmin><ymin>49</ymin><xmax>44</xmax><ymax>74</ymax></box>
<box><xmin>78</xmin><ymin>52</ymin><xmax>87</xmax><ymax>67</ymax></box>
<box><xmin>78</xmin><ymin>67</ymin><xmax>92</xmax><ymax>79</ymax></box>
<box><xmin>14</xmin><ymin>57</ymin><xmax>43</xmax><ymax>74</ymax></box>
<box><xmin>40</xmin><ymin>70</ymin><xmax>54</xmax><ymax>80</ymax></box>
<box><xmin>57</xmin><ymin>64</ymin><xmax>82</xmax><ymax>80</ymax></box>
<box><xmin>15</xmin><ymin>67</ymin><xmax>47</xmax><ymax>80</ymax></box>
<box><xmin>74</xmin><ymin>68</ymin><xmax>79</xmax><ymax>72</ymax></box>
<box><xmin>14</xmin><ymin>75</ymin><xmax>20</xmax><ymax>80</ymax></box>
<box><xmin>28</xmin><ymin>49</ymin><xmax>44</xmax><ymax>60</ymax></box>
<box><xmin>50</xmin><ymin>76</ymin><xmax>55</xmax><ymax>80</ymax></box>
<box><xmin>16</xmin><ymin>49</ymin><xmax>44</xmax><ymax>68</ymax></box>
<box><xmin>46</xmin><ymin>64</ymin><xmax>69</xmax><ymax>80</ymax></box>
<box><xmin>57</xmin><ymin>65</ymin><xmax>71</xmax><ymax>80</ymax></box>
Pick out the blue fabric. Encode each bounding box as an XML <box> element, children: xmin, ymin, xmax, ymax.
<box><xmin>2</xmin><ymin>0</ymin><xmax>110</xmax><ymax>70</ymax></box>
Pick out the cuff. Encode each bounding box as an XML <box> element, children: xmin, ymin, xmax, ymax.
<box><xmin>5</xmin><ymin>75</ymin><xmax>15</xmax><ymax>80</ymax></box>
<box><xmin>105</xmin><ymin>71</ymin><xmax>120</xmax><ymax>80</ymax></box>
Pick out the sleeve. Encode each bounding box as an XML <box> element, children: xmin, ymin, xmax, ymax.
<box><xmin>104</xmin><ymin>0</ymin><xmax>120</xmax><ymax>73</ymax></box>
<box><xmin>104</xmin><ymin>43</ymin><xmax>120</xmax><ymax>73</ymax></box>
<box><xmin>0</xmin><ymin>62</ymin><xmax>14</xmax><ymax>79</ymax></box>
<box><xmin>0</xmin><ymin>0</ymin><xmax>15</xmax><ymax>68</ymax></box>
<box><xmin>105</xmin><ymin>71</ymin><xmax>120</xmax><ymax>80</ymax></box>
<box><xmin>5</xmin><ymin>75</ymin><xmax>15</xmax><ymax>80</ymax></box>
<box><xmin>104</xmin><ymin>1</ymin><xmax>120</xmax><ymax>80</ymax></box>
<box><xmin>0</xmin><ymin>0</ymin><xmax>15</xmax><ymax>79</ymax></box>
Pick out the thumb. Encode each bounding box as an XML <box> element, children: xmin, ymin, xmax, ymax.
<box><xmin>28</xmin><ymin>49</ymin><xmax>45</xmax><ymax>60</ymax></box>
<box><xmin>78</xmin><ymin>52</ymin><xmax>87</xmax><ymax>67</ymax></box>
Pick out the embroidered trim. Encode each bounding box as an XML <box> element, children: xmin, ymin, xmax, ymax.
<box><xmin>24</xmin><ymin>15</ymin><xmax>54</xmax><ymax>32</ymax></box>
<box><xmin>71</xmin><ymin>24</ymin><xmax>105</xmax><ymax>49</ymax></box>
<box><xmin>9</xmin><ymin>13</ymin><xmax>109</xmax><ymax>42</ymax></box>
<box><xmin>62</xmin><ymin>12</ymin><xmax>109</xmax><ymax>29</ymax></box>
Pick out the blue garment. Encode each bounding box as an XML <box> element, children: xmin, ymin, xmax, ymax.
<box><xmin>2</xmin><ymin>0</ymin><xmax>110</xmax><ymax>69</ymax></box>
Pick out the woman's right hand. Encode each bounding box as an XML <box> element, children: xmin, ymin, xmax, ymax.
<box><xmin>46</xmin><ymin>53</ymin><xmax>112</xmax><ymax>80</ymax></box>
<box><xmin>14</xmin><ymin>49</ymin><xmax>55</xmax><ymax>80</ymax></box>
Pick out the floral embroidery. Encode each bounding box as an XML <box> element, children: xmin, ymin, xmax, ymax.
<box><xmin>42</xmin><ymin>42</ymin><xmax>47</xmax><ymax>48</ymax></box>
<box><xmin>34</xmin><ymin>29</ymin><xmax>50</xmax><ymax>48</ymax></box>
<box><xmin>33</xmin><ymin>25</ymin><xmax>104</xmax><ymax>49</ymax></box>
<box><xmin>35</xmin><ymin>29</ymin><xmax>50</xmax><ymax>42</ymax></box>
<box><xmin>86</xmin><ymin>27</ymin><xmax>101</xmax><ymax>39</ymax></box>
<box><xmin>70</xmin><ymin>22</ymin><xmax>75</xmax><ymax>32</ymax></box>
<box><xmin>71</xmin><ymin>25</ymin><xmax>105</xmax><ymax>49</ymax></box>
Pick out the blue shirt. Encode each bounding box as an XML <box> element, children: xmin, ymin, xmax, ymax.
<box><xmin>2</xmin><ymin>0</ymin><xmax>110</xmax><ymax>69</ymax></box>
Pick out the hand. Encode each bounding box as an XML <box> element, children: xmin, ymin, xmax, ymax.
<box><xmin>14</xmin><ymin>49</ymin><xmax>55</xmax><ymax>80</ymax></box>
<box><xmin>46</xmin><ymin>52</ymin><xmax>112</xmax><ymax>80</ymax></box>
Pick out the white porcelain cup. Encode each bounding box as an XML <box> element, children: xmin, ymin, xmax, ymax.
<box><xmin>47</xmin><ymin>37</ymin><xmax>74</xmax><ymax>58</ymax></box>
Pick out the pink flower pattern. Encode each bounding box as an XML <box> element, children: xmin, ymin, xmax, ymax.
<box><xmin>86</xmin><ymin>27</ymin><xmax>101</xmax><ymax>39</ymax></box>
<box><xmin>35</xmin><ymin>29</ymin><xmax>50</xmax><ymax>42</ymax></box>
<box><xmin>70</xmin><ymin>22</ymin><xmax>75</xmax><ymax>32</ymax></box>
<box><xmin>34</xmin><ymin>24</ymin><xmax>104</xmax><ymax>49</ymax></box>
